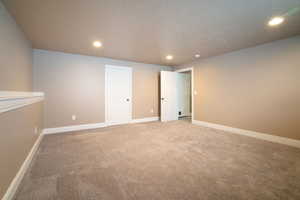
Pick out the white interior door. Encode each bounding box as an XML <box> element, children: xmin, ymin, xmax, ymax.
<box><xmin>160</xmin><ymin>71</ymin><xmax>178</xmax><ymax>122</ymax></box>
<box><xmin>106</xmin><ymin>65</ymin><xmax>132</xmax><ymax>125</ymax></box>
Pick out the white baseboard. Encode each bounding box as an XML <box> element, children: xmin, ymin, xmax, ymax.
<box><xmin>43</xmin><ymin>122</ymin><xmax>107</xmax><ymax>134</ymax></box>
<box><xmin>131</xmin><ymin>117</ymin><xmax>159</xmax><ymax>123</ymax></box>
<box><xmin>43</xmin><ymin>117</ymin><xmax>160</xmax><ymax>135</ymax></box>
<box><xmin>192</xmin><ymin>120</ymin><xmax>300</xmax><ymax>148</ymax></box>
<box><xmin>2</xmin><ymin>134</ymin><xmax>43</xmax><ymax>200</ymax></box>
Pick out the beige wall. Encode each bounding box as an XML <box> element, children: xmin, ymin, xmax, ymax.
<box><xmin>0</xmin><ymin>102</ymin><xmax>43</xmax><ymax>198</ymax></box>
<box><xmin>176</xmin><ymin>36</ymin><xmax>300</xmax><ymax>140</ymax></box>
<box><xmin>33</xmin><ymin>49</ymin><xmax>171</xmax><ymax>128</ymax></box>
<box><xmin>0</xmin><ymin>2</ymin><xmax>32</xmax><ymax>91</ymax></box>
<box><xmin>0</xmin><ymin>3</ymin><xmax>43</xmax><ymax>198</ymax></box>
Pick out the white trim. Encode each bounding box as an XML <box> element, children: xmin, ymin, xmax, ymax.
<box><xmin>42</xmin><ymin>122</ymin><xmax>107</xmax><ymax>135</ymax></box>
<box><xmin>0</xmin><ymin>91</ymin><xmax>44</xmax><ymax>114</ymax></box>
<box><xmin>2</xmin><ymin>134</ymin><xmax>44</xmax><ymax>200</ymax></box>
<box><xmin>175</xmin><ymin>67</ymin><xmax>194</xmax><ymax>122</ymax></box>
<box><xmin>105</xmin><ymin>65</ymin><xmax>133</xmax><ymax>125</ymax></box>
<box><xmin>192</xmin><ymin>120</ymin><xmax>300</xmax><ymax>148</ymax></box>
<box><xmin>43</xmin><ymin>117</ymin><xmax>160</xmax><ymax>135</ymax></box>
<box><xmin>105</xmin><ymin>121</ymin><xmax>128</xmax><ymax>126</ymax></box>
<box><xmin>0</xmin><ymin>97</ymin><xmax>44</xmax><ymax>114</ymax></box>
<box><xmin>131</xmin><ymin>117</ymin><xmax>159</xmax><ymax>123</ymax></box>
<box><xmin>0</xmin><ymin>91</ymin><xmax>44</xmax><ymax>100</ymax></box>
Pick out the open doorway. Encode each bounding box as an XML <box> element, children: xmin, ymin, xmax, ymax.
<box><xmin>177</xmin><ymin>70</ymin><xmax>192</xmax><ymax>122</ymax></box>
<box><xmin>160</xmin><ymin>68</ymin><xmax>194</xmax><ymax>122</ymax></box>
<box><xmin>176</xmin><ymin>68</ymin><xmax>193</xmax><ymax>123</ymax></box>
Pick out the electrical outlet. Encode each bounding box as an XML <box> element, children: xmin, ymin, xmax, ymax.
<box><xmin>72</xmin><ymin>115</ymin><xmax>77</xmax><ymax>121</ymax></box>
<box><xmin>150</xmin><ymin>109</ymin><xmax>154</xmax><ymax>113</ymax></box>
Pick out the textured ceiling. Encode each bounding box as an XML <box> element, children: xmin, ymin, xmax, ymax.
<box><xmin>3</xmin><ymin>0</ymin><xmax>300</xmax><ymax>66</ymax></box>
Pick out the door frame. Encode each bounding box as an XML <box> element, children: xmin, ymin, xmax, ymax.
<box><xmin>105</xmin><ymin>65</ymin><xmax>133</xmax><ymax>125</ymax></box>
<box><xmin>175</xmin><ymin>67</ymin><xmax>194</xmax><ymax>122</ymax></box>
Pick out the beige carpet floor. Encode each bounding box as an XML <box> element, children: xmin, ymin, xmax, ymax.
<box><xmin>14</xmin><ymin>120</ymin><xmax>300</xmax><ymax>200</ymax></box>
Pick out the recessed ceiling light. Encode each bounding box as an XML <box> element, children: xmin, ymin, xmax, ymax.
<box><xmin>166</xmin><ymin>55</ymin><xmax>173</xmax><ymax>60</ymax></box>
<box><xmin>268</xmin><ymin>16</ymin><xmax>284</xmax><ymax>26</ymax></box>
<box><xmin>195</xmin><ymin>54</ymin><xmax>201</xmax><ymax>58</ymax></box>
<box><xmin>93</xmin><ymin>41</ymin><xmax>102</xmax><ymax>48</ymax></box>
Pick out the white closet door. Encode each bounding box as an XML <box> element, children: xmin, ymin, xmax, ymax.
<box><xmin>105</xmin><ymin>65</ymin><xmax>132</xmax><ymax>125</ymax></box>
<box><xmin>160</xmin><ymin>71</ymin><xmax>178</xmax><ymax>122</ymax></box>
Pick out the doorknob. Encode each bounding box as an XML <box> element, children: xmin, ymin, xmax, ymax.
<box><xmin>126</xmin><ymin>98</ymin><xmax>130</xmax><ymax>102</ymax></box>
<box><xmin>161</xmin><ymin>98</ymin><xmax>165</xmax><ymax>101</ymax></box>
